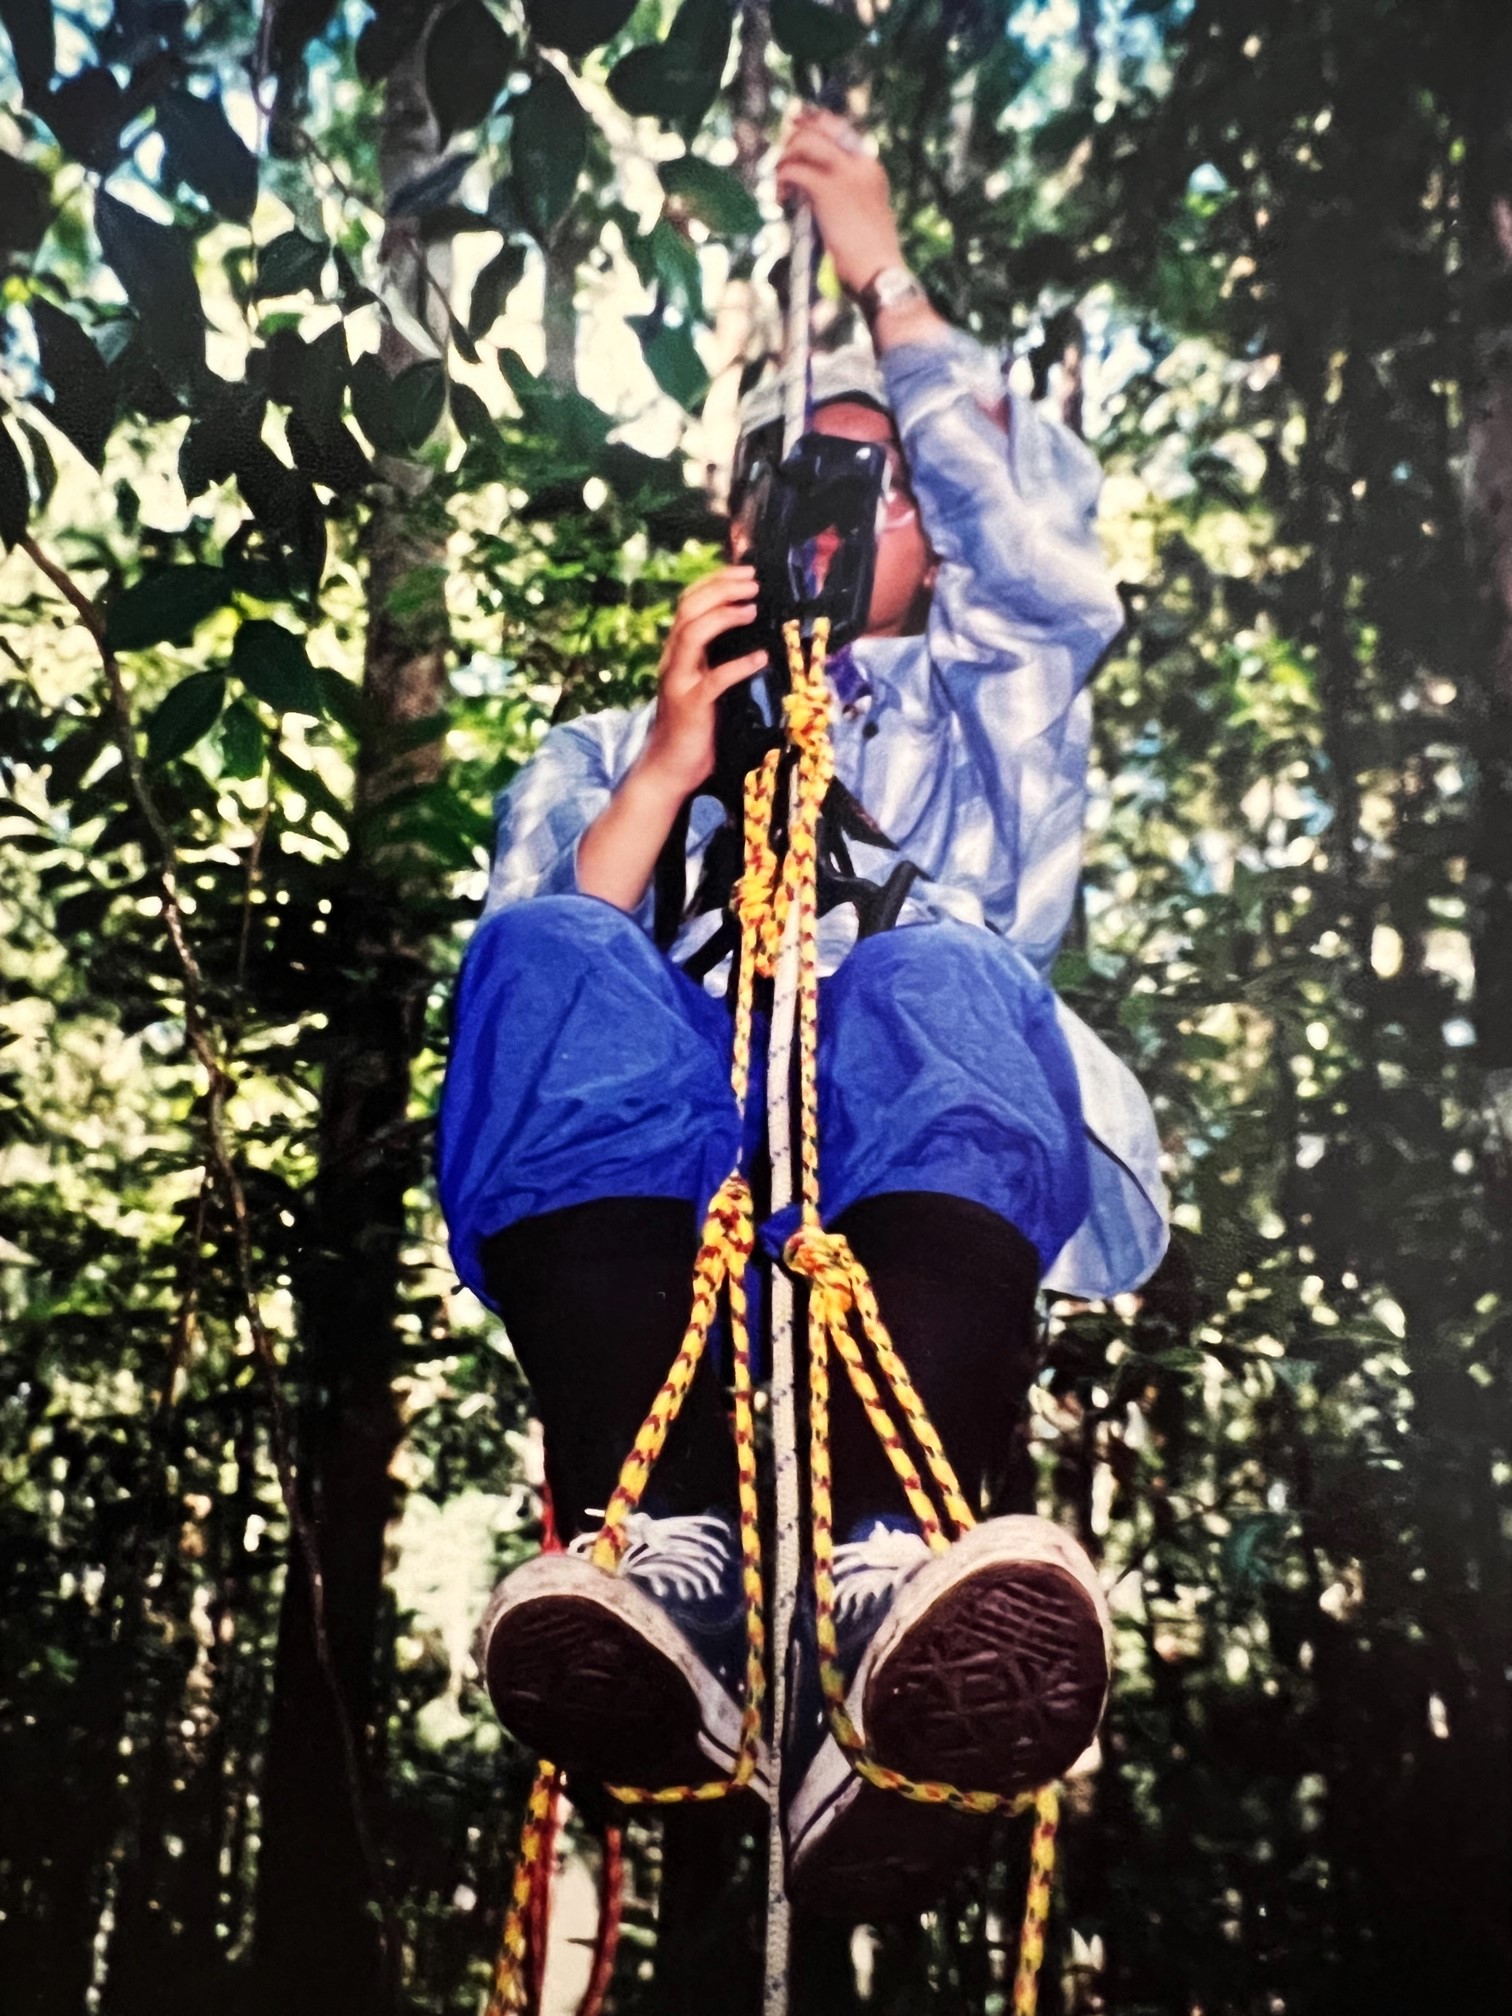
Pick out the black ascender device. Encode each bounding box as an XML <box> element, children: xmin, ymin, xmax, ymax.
<box><xmin>711</xmin><ymin>425</ymin><xmax>889</xmax><ymax>668</ymax></box>
<box><xmin>655</xmin><ymin>425</ymin><xmax>910</xmax><ymax>960</ymax></box>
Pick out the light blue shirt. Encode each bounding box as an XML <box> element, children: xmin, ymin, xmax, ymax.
<box><xmin>482</xmin><ymin>330</ymin><xmax>1169</xmax><ymax>1299</ymax></box>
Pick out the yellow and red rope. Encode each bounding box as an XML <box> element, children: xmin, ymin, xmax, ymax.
<box><xmin>491</xmin><ymin>620</ymin><xmax>1060</xmax><ymax>2016</ymax></box>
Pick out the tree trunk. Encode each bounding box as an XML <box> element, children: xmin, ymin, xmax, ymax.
<box><xmin>1465</xmin><ymin>26</ymin><xmax>1512</xmax><ymax>1140</ymax></box>
<box><xmin>252</xmin><ymin>24</ymin><xmax>452</xmax><ymax>2012</ymax></box>
<box><xmin>543</xmin><ymin>230</ymin><xmax>579</xmax><ymax>392</ymax></box>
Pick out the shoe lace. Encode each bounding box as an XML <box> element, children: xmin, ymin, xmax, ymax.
<box><xmin>570</xmin><ymin>1511</ymin><xmax>732</xmax><ymax>1606</ymax></box>
<box><xmin>830</xmin><ymin>1521</ymin><xmax>929</xmax><ymax>1627</ymax></box>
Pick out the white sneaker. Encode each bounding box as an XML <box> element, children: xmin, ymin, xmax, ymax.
<box><xmin>784</xmin><ymin>1515</ymin><xmax>1111</xmax><ymax>1917</ymax></box>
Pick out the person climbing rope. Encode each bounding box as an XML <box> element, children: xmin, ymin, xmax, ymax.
<box><xmin>438</xmin><ymin>106</ymin><xmax>1168</xmax><ymax>1916</ymax></box>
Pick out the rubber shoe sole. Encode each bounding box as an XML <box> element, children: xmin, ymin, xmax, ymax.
<box><xmin>786</xmin><ymin>1517</ymin><xmax>1110</xmax><ymax>1917</ymax></box>
<box><xmin>479</xmin><ymin>1552</ymin><xmax>769</xmax><ymax>1801</ymax></box>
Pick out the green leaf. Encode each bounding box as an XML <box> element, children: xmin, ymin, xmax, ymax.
<box><xmin>94</xmin><ymin>191</ymin><xmax>206</xmax><ymax>393</ymax></box>
<box><xmin>1030</xmin><ymin>103</ymin><xmax>1095</xmax><ymax>169</ymax></box>
<box><xmin>1270</xmin><ymin>1357</ymin><xmax>1317</xmax><ymax>1396</ymax></box>
<box><xmin>271</xmin><ymin>745</ymin><xmax>349</xmax><ymax>828</ymax></box>
<box><xmin>636</xmin><ymin>217</ymin><xmax>702</xmax><ymax>319</ymax></box>
<box><xmin>607</xmin><ymin>0</ymin><xmax>731</xmax><ymax>129</ymax></box>
<box><xmin>293</xmin><ymin>321</ymin><xmax>348</xmax><ymax>447</ymax></box>
<box><xmin>659</xmin><ymin>156</ymin><xmax>761</xmax><ymax>238</ymax></box>
<box><xmin>0</xmin><ymin>0</ymin><xmax>54</xmax><ymax>101</ymax></box>
<box><xmin>0</xmin><ymin>151</ymin><xmax>51</xmax><ymax>257</ymax></box>
<box><xmin>310</xmin><ymin>660</ymin><xmax>365</xmax><ymax>735</ymax></box>
<box><xmin>357</xmin><ymin>4</ymin><xmax>425</xmax><ymax>85</ymax></box>
<box><xmin>286</xmin><ymin>412</ymin><xmax>373</xmax><ymax>493</ymax></box>
<box><xmin>770</xmin><ymin>0</ymin><xmax>863</xmax><ymax>66</ymax></box>
<box><xmin>0</xmin><ymin>419</ymin><xmax>28</xmax><ymax>548</ymax></box>
<box><xmin>218</xmin><ymin>699</ymin><xmax>267</xmax><ymax>779</ymax></box>
<box><xmin>180</xmin><ymin>383</ymin><xmax>267</xmax><ymax>500</ymax></box>
<box><xmin>232</xmin><ymin>619</ymin><xmax>324</xmax><ymax>716</ymax></box>
<box><xmin>425</xmin><ymin>0</ymin><xmax>513</xmax><ymax>145</ymax></box>
<box><xmin>1219</xmin><ymin>1512</ymin><xmax>1290</xmax><ymax>1593</ymax></box>
<box><xmin>499</xmin><ymin>350</ymin><xmax>614</xmax><ymax>458</ymax></box>
<box><xmin>387</xmin><ymin>151</ymin><xmax>477</xmax><ymax>219</ymax></box>
<box><xmin>105</xmin><ymin>567</ymin><xmax>231</xmax><ymax>652</ymax></box>
<box><xmin>972</xmin><ymin>33</ymin><xmax>1035</xmax><ymax>139</ymax></box>
<box><xmin>43</xmin><ymin>66</ymin><xmax>125</xmax><ymax>171</ymax></box>
<box><xmin>523</xmin><ymin>0</ymin><xmax>635</xmax><ymax>58</ymax></box>
<box><xmin>253</xmin><ymin>229</ymin><xmax>329</xmax><ymax>300</ymax></box>
<box><xmin>350</xmin><ymin>351</ymin><xmax>407</xmax><ymax>456</ymax></box>
<box><xmin>156</xmin><ymin>89</ymin><xmax>259</xmax><ymax>224</ymax></box>
<box><xmin>512</xmin><ymin>68</ymin><xmax>589</xmax><ymax>242</ymax></box>
<box><xmin>607</xmin><ymin>45</ymin><xmax>709</xmax><ymax>121</ymax></box>
<box><xmin>16</xmin><ymin>417</ymin><xmax>55</xmax><ymax>509</ymax></box>
<box><xmin>391</xmin><ymin>359</ymin><xmax>448</xmax><ymax>450</ymax></box>
<box><xmin>146</xmin><ymin>671</ymin><xmax>226</xmax><ymax>764</ymax></box>
<box><xmin>449</xmin><ymin>381</ymin><xmax>497</xmax><ymax>442</ymax></box>
<box><xmin>29</xmin><ymin>300</ymin><xmax>114</xmax><ymax>469</ymax></box>
<box><xmin>629</xmin><ymin>315</ymin><xmax>708</xmax><ymax>410</ymax></box>
<box><xmin>468</xmin><ymin>240</ymin><xmax>528</xmax><ymax>337</ymax></box>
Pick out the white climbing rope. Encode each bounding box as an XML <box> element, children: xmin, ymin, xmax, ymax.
<box><xmin>762</xmin><ymin>193</ymin><xmax>816</xmax><ymax>2016</ymax></box>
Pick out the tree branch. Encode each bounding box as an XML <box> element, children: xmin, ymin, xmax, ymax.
<box><xmin>20</xmin><ymin>531</ymin><xmax>401</xmax><ymax>1983</ymax></box>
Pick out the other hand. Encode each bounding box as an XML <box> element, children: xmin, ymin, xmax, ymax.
<box><xmin>775</xmin><ymin>108</ymin><xmax>904</xmax><ymax>299</ymax></box>
<box><xmin>642</xmin><ymin>565</ymin><xmax>767</xmax><ymax>797</ymax></box>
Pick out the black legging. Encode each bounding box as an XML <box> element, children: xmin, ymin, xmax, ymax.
<box><xmin>481</xmin><ymin>1191</ymin><xmax>1041</xmax><ymax>1543</ymax></box>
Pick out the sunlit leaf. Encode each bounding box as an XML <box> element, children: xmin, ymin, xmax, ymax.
<box><xmin>629</xmin><ymin>315</ymin><xmax>708</xmax><ymax>410</ymax></box>
<box><xmin>659</xmin><ymin>156</ymin><xmax>761</xmax><ymax>238</ymax></box>
<box><xmin>218</xmin><ymin>698</ymin><xmax>267</xmax><ymax>778</ymax></box>
<box><xmin>512</xmin><ymin>68</ymin><xmax>588</xmax><ymax>242</ymax></box>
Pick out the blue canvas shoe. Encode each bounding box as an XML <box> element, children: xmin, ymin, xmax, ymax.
<box><xmin>478</xmin><ymin>1509</ymin><xmax>768</xmax><ymax>1800</ymax></box>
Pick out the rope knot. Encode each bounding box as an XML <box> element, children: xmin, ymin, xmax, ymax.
<box><xmin>781</xmin><ymin>680</ymin><xmax>832</xmax><ymax>761</ymax></box>
<box><xmin>782</xmin><ymin>1223</ymin><xmax>858</xmax><ymax>1329</ymax></box>
<box><xmin>708</xmin><ymin>1172</ymin><xmax>756</xmax><ymax>1257</ymax></box>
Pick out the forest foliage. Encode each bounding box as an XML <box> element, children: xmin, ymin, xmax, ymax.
<box><xmin>0</xmin><ymin>2</ymin><xmax>1508</xmax><ymax>2013</ymax></box>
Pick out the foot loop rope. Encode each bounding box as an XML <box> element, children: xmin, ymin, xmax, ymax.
<box><xmin>493</xmin><ymin>618</ymin><xmax>1059</xmax><ymax>2015</ymax></box>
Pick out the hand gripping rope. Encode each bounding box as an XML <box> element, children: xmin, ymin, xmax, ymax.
<box><xmin>488</xmin><ymin>619</ymin><xmax>1060</xmax><ymax>2016</ymax></box>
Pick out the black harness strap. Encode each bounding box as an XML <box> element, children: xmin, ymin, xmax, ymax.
<box><xmin>653</xmin><ymin>761</ymin><xmax>928</xmax><ymax>985</ymax></box>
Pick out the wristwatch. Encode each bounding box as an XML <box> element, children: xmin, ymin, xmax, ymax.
<box><xmin>856</xmin><ymin>263</ymin><xmax>926</xmax><ymax>321</ymax></box>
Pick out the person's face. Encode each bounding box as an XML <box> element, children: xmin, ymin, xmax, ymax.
<box><xmin>729</xmin><ymin>399</ymin><xmax>936</xmax><ymax>638</ymax></box>
<box><xmin>809</xmin><ymin>399</ymin><xmax>935</xmax><ymax>637</ymax></box>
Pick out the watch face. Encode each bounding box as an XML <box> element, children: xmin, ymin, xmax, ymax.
<box><xmin>869</xmin><ymin>268</ymin><xmax>921</xmax><ymax>314</ymax></box>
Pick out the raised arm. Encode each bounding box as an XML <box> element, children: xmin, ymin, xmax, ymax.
<box><xmin>778</xmin><ymin>108</ymin><xmax>1122</xmax><ymax>668</ymax></box>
